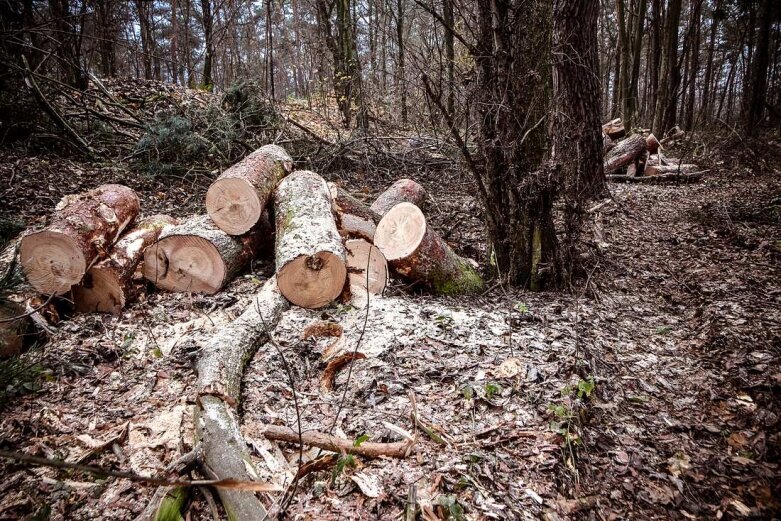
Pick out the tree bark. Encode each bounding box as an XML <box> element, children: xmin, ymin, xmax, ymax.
<box><xmin>73</xmin><ymin>215</ymin><xmax>177</xmax><ymax>314</ymax></box>
<box><xmin>744</xmin><ymin>0</ymin><xmax>773</xmax><ymax>136</ymax></box>
<box><xmin>654</xmin><ymin>0</ymin><xmax>683</xmax><ymax>135</ymax></box>
<box><xmin>20</xmin><ymin>184</ymin><xmax>140</xmax><ymax>295</ymax></box>
<box><xmin>374</xmin><ymin>202</ymin><xmax>483</xmax><ymax>294</ymax></box>
<box><xmin>206</xmin><ymin>145</ymin><xmax>293</xmax><ymax>235</ymax></box>
<box><xmin>603</xmin><ymin>134</ymin><xmax>647</xmax><ymax>174</ymax></box>
<box><xmin>274</xmin><ymin>171</ymin><xmax>347</xmax><ymax>308</ymax></box>
<box><xmin>370</xmin><ymin>178</ymin><xmax>427</xmax><ymax>215</ymax></box>
<box><xmin>328</xmin><ymin>183</ymin><xmax>380</xmax><ymax>242</ymax></box>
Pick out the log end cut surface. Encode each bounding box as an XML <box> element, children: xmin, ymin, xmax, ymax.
<box><xmin>206</xmin><ymin>178</ymin><xmax>262</xmax><ymax>235</ymax></box>
<box><xmin>278</xmin><ymin>252</ymin><xmax>346</xmax><ymax>308</ymax></box>
<box><xmin>374</xmin><ymin>202</ymin><xmax>427</xmax><ymax>260</ymax></box>
<box><xmin>20</xmin><ymin>230</ymin><xmax>86</xmax><ymax>295</ymax></box>
<box><xmin>345</xmin><ymin>239</ymin><xmax>388</xmax><ymax>295</ymax></box>
<box><xmin>143</xmin><ymin>236</ymin><xmax>225</xmax><ymax>294</ymax></box>
<box><xmin>72</xmin><ymin>267</ymin><xmax>124</xmax><ymax>314</ymax></box>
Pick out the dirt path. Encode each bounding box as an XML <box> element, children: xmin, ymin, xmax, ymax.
<box><xmin>0</xmin><ymin>154</ymin><xmax>778</xmax><ymax>520</ymax></box>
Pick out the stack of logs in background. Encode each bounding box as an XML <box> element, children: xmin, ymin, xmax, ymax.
<box><xmin>602</xmin><ymin>118</ymin><xmax>705</xmax><ymax>182</ymax></box>
<box><xmin>15</xmin><ymin>144</ymin><xmax>485</xmax><ymax>319</ymax></box>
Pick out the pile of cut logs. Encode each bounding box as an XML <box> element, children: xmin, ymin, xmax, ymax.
<box><xmin>17</xmin><ymin>144</ymin><xmax>484</xmax><ymax>315</ymax></box>
<box><xmin>602</xmin><ymin>119</ymin><xmax>706</xmax><ymax>183</ymax></box>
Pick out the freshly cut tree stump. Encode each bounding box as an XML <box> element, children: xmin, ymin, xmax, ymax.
<box><xmin>206</xmin><ymin>144</ymin><xmax>293</xmax><ymax>235</ymax></box>
<box><xmin>646</xmin><ymin>133</ymin><xmax>661</xmax><ymax>154</ymax></box>
<box><xmin>73</xmin><ymin>215</ymin><xmax>177</xmax><ymax>314</ymax></box>
<box><xmin>143</xmin><ymin>215</ymin><xmax>262</xmax><ymax>294</ymax></box>
<box><xmin>20</xmin><ymin>184</ymin><xmax>140</xmax><ymax>295</ymax></box>
<box><xmin>604</xmin><ymin>134</ymin><xmax>647</xmax><ymax>174</ymax></box>
<box><xmin>374</xmin><ymin>202</ymin><xmax>484</xmax><ymax>295</ymax></box>
<box><xmin>370</xmin><ymin>179</ymin><xmax>427</xmax><ymax>216</ymax></box>
<box><xmin>645</xmin><ymin>164</ymin><xmax>701</xmax><ymax>176</ymax></box>
<box><xmin>328</xmin><ymin>183</ymin><xmax>381</xmax><ymax>241</ymax></box>
<box><xmin>345</xmin><ymin>239</ymin><xmax>388</xmax><ymax>298</ymax></box>
<box><xmin>275</xmin><ymin>171</ymin><xmax>347</xmax><ymax>308</ymax></box>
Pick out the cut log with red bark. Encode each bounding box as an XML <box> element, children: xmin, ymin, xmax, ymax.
<box><xmin>73</xmin><ymin>215</ymin><xmax>177</xmax><ymax>314</ymax></box>
<box><xmin>274</xmin><ymin>171</ymin><xmax>347</xmax><ymax>309</ymax></box>
<box><xmin>604</xmin><ymin>134</ymin><xmax>647</xmax><ymax>174</ymax></box>
<box><xmin>645</xmin><ymin>164</ymin><xmax>701</xmax><ymax>176</ymax></box>
<box><xmin>19</xmin><ymin>184</ymin><xmax>140</xmax><ymax>295</ymax></box>
<box><xmin>345</xmin><ymin>239</ymin><xmax>388</xmax><ymax>299</ymax></box>
<box><xmin>374</xmin><ymin>202</ymin><xmax>484</xmax><ymax>295</ymax></box>
<box><xmin>206</xmin><ymin>144</ymin><xmax>293</xmax><ymax>235</ymax></box>
<box><xmin>602</xmin><ymin>118</ymin><xmax>626</xmax><ymax>139</ymax></box>
<box><xmin>328</xmin><ymin>183</ymin><xmax>381</xmax><ymax>242</ymax></box>
<box><xmin>143</xmin><ymin>215</ymin><xmax>264</xmax><ymax>294</ymax></box>
<box><xmin>370</xmin><ymin>179</ymin><xmax>427</xmax><ymax>216</ymax></box>
<box><xmin>646</xmin><ymin>133</ymin><xmax>661</xmax><ymax>154</ymax></box>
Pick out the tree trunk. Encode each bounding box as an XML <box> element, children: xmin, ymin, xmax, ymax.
<box><xmin>370</xmin><ymin>178</ymin><xmax>427</xmax><ymax>215</ymax></box>
<box><xmin>396</xmin><ymin>0</ymin><xmax>407</xmax><ymax>125</ymax></box>
<box><xmin>648</xmin><ymin>0</ymin><xmax>662</xmax><ymax>127</ymax></box>
<box><xmin>328</xmin><ymin>183</ymin><xmax>380</xmax><ymax>242</ymax></box>
<box><xmin>443</xmin><ymin>0</ymin><xmax>455</xmax><ymax>115</ymax></box>
<box><xmin>603</xmin><ymin>134</ymin><xmax>647</xmax><ymax>173</ymax></box>
<box><xmin>700</xmin><ymin>0</ymin><xmax>722</xmax><ymax>122</ymax></box>
<box><xmin>684</xmin><ymin>0</ymin><xmax>701</xmax><ymax>129</ymax></box>
<box><xmin>274</xmin><ymin>171</ymin><xmax>347</xmax><ymax>309</ymax></box>
<box><xmin>171</xmin><ymin>0</ymin><xmax>179</xmax><ymax>84</ymax></box>
<box><xmin>374</xmin><ymin>202</ymin><xmax>483</xmax><ymax>294</ymax></box>
<box><xmin>654</xmin><ymin>0</ymin><xmax>683</xmax><ymax>135</ymax></box>
<box><xmin>744</xmin><ymin>0</ymin><xmax>773</xmax><ymax>136</ymax></box>
<box><xmin>143</xmin><ymin>215</ymin><xmax>265</xmax><ymax>294</ymax></box>
<box><xmin>206</xmin><ymin>145</ymin><xmax>293</xmax><ymax>235</ymax></box>
<box><xmin>200</xmin><ymin>0</ymin><xmax>214</xmax><ymax>89</ymax></box>
<box><xmin>20</xmin><ymin>184</ymin><xmax>140</xmax><ymax>295</ymax></box>
<box><xmin>73</xmin><ymin>215</ymin><xmax>177</xmax><ymax>314</ymax></box>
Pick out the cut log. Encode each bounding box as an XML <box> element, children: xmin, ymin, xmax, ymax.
<box><xmin>274</xmin><ymin>171</ymin><xmax>347</xmax><ymax>309</ymax></box>
<box><xmin>143</xmin><ymin>215</ymin><xmax>263</xmax><ymax>294</ymax></box>
<box><xmin>645</xmin><ymin>164</ymin><xmax>701</xmax><ymax>176</ymax></box>
<box><xmin>0</xmin><ymin>302</ymin><xmax>29</xmax><ymax>358</ymax></box>
<box><xmin>603</xmin><ymin>133</ymin><xmax>615</xmax><ymax>154</ymax></box>
<box><xmin>646</xmin><ymin>133</ymin><xmax>661</xmax><ymax>154</ymax></box>
<box><xmin>345</xmin><ymin>239</ymin><xmax>388</xmax><ymax>298</ymax></box>
<box><xmin>20</xmin><ymin>184</ymin><xmax>140</xmax><ymax>295</ymax></box>
<box><xmin>602</xmin><ymin>118</ymin><xmax>626</xmax><ymax>139</ymax></box>
<box><xmin>370</xmin><ymin>179</ymin><xmax>427</xmax><ymax>216</ymax></box>
<box><xmin>627</xmin><ymin>150</ymin><xmax>648</xmax><ymax>177</ymax></box>
<box><xmin>73</xmin><ymin>215</ymin><xmax>177</xmax><ymax>314</ymax></box>
<box><xmin>604</xmin><ymin>134</ymin><xmax>647</xmax><ymax>174</ymax></box>
<box><xmin>206</xmin><ymin>144</ymin><xmax>293</xmax><ymax>235</ymax></box>
<box><xmin>374</xmin><ymin>202</ymin><xmax>484</xmax><ymax>295</ymax></box>
<box><xmin>660</xmin><ymin>126</ymin><xmax>685</xmax><ymax>146</ymax></box>
<box><xmin>328</xmin><ymin>183</ymin><xmax>380</xmax><ymax>241</ymax></box>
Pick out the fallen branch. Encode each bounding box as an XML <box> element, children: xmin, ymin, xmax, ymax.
<box><xmin>262</xmin><ymin>425</ymin><xmax>414</xmax><ymax>459</ymax></box>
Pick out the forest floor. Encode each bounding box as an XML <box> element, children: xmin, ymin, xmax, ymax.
<box><xmin>0</xmin><ymin>105</ymin><xmax>779</xmax><ymax>520</ymax></box>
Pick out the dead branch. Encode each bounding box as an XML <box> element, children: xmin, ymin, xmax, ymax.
<box><xmin>262</xmin><ymin>425</ymin><xmax>414</xmax><ymax>459</ymax></box>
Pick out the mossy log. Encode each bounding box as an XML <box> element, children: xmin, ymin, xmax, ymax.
<box><xmin>370</xmin><ymin>179</ymin><xmax>427</xmax><ymax>216</ymax></box>
<box><xmin>143</xmin><ymin>215</ymin><xmax>265</xmax><ymax>294</ymax></box>
<box><xmin>20</xmin><ymin>184</ymin><xmax>140</xmax><ymax>295</ymax></box>
<box><xmin>374</xmin><ymin>202</ymin><xmax>484</xmax><ymax>295</ymax></box>
<box><xmin>206</xmin><ymin>144</ymin><xmax>293</xmax><ymax>235</ymax></box>
<box><xmin>73</xmin><ymin>215</ymin><xmax>177</xmax><ymax>314</ymax></box>
<box><xmin>604</xmin><ymin>134</ymin><xmax>647</xmax><ymax>174</ymax></box>
<box><xmin>328</xmin><ymin>183</ymin><xmax>381</xmax><ymax>242</ymax></box>
<box><xmin>274</xmin><ymin>171</ymin><xmax>346</xmax><ymax>309</ymax></box>
<box><xmin>194</xmin><ymin>277</ymin><xmax>290</xmax><ymax>521</ymax></box>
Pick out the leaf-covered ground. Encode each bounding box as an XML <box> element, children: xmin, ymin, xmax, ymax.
<box><xmin>0</xmin><ymin>128</ymin><xmax>779</xmax><ymax>520</ymax></box>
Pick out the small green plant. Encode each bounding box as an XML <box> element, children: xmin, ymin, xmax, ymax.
<box><xmin>331</xmin><ymin>454</ymin><xmax>357</xmax><ymax>483</ymax></box>
<box><xmin>655</xmin><ymin>326</ymin><xmax>672</xmax><ymax>335</ymax></box>
<box><xmin>461</xmin><ymin>384</ymin><xmax>474</xmax><ymax>400</ymax></box>
<box><xmin>436</xmin><ymin>495</ymin><xmax>465</xmax><ymax>520</ymax></box>
<box><xmin>353</xmin><ymin>434</ymin><xmax>370</xmax><ymax>447</ymax></box>
<box><xmin>483</xmin><ymin>382</ymin><xmax>502</xmax><ymax>399</ymax></box>
<box><xmin>434</xmin><ymin>313</ymin><xmax>454</xmax><ymax>329</ymax></box>
<box><xmin>576</xmin><ymin>376</ymin><xmax>595</xmax><ymax>399</ymax></box>
<box><xmin>514</xmin><ymin>302</ymin><xmax>530</xmax><ymax>313</ymax></box>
